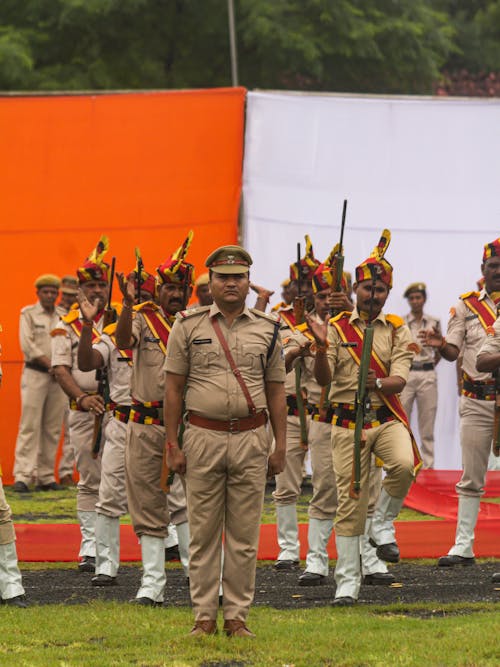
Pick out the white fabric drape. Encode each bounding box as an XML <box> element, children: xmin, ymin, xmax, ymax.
<box><xmin>243</xmin><ymin>91</ymin><xmax>500</xmax><ymax>470</ymax></box>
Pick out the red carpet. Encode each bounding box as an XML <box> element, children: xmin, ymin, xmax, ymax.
<box><xmin>14</xmin><ymin>471</ymin><xmax>500</xmax><ymax>562</ymax></box>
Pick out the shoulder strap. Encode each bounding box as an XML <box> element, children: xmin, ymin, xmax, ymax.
<box><xmin>266</xmin><ymin>320</ymin><xmax>280</xmax><ymax>361</ymax></box>
<box><xmin>210</xmin><ymin>316</ymin><xmax>257</xmax><ymax>416</ymax></box>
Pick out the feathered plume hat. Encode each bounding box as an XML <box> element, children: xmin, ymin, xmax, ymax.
<box><xmin>289</xmin><ymin>235</ymin><xmax>321</xmax><ymax>282</ymax></box>
<box><xmin>312</xmin><ymin>243</ymin><xmax>348</xmax><ymax>294</ymax></box>
<box><xmin>355</xmin><ymin>229</ymin><xmax>393</xmax><ymax>288</ymax></box>
<box><xmin>77</xmin><ymin>236</ymin><xmax>110</xmax><ymax>284</ymax></box>
<box><xmin>156</xmin><ymin>231</ymin><xmax>195</xmax><ymax>286</ymax></box>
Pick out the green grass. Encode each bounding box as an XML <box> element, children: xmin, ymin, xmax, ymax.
<box><xmin>7</xmin><ymin>486</ymin><xmax>436</xmax><ymax>525</ymax></box>
<box><xmin>0</xmin><ymin>602</ymin><xmax>499</xmax><ymax>666</ymax></box>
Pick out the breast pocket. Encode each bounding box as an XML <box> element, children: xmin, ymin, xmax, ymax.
<box><xmin>191</xmin><ymin>345</ymin><xmax>221</xmax><ymax>374</ymax></box>
<box><xmin>237</xmin><ymin>341</ymin><xmax>269</xmax><ymax>372</ymax></box>
<box><xmin>142</xmin><ymin>343</ymin><xmax>160</xmax><ymax>367</ymax></box>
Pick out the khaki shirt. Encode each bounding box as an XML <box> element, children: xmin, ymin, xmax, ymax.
<box><xmin>326</xmin><ymin>307</ymin><xmax>413</xmax><ymax>407</ymax></box>
<box><xmin>51</xmin><ymin>310</ymin><xmax>105</xmax><ymax>392</ymax></box>
<box><xmin>130</xmin><ymin>308</ymin><xmax>173</xmax><ymax>404</ymax></box>
<box><xmin>446</xmin><ymin>289</ymin><xmax>497</xmax><ymax>382</ymax></box>
<box><xmin>165</xmin><ymin>303</ymin><xmax>285</xmax><ymax>420</ymax></box>
<box><xmin>478</xmin><ymin>316</ymin><xmax>500</xmax><ymax>357</ymax></box>
<box><xmin>94</xmin><ymin>334</ymin><xmax>132</xmax><ymax>405</ymax></box>
<box><xmin>404</xmin><ymin>312</ymin><xmax>441</xmax><ymax>366</ymax></box>
<box><xmin>20</xmin><ymin>302</ymin><xmax>65</xmax><ymax>362</ymax></box>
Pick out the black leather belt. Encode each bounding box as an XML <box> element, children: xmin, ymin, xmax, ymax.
<box><xmin>410</xmin><ymin>362</ymin><xmax>434</xmax><ymax>371</ymax></box>
<box><xmin>332</xmin><ymin>404</ymin><xmax>393</xmax><ymax>424</ymax></box>
<box><xmin>25</xmin><ymin>361</ymin><xmax>49</xmax><ymax>373</ymax></box>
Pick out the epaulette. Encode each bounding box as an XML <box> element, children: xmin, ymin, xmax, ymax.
<box><xmin>103</xmin><ymin>322</ymin><xmax>118</xmax><ymax>336</ymax></box>
<box><xmin>20</xmin><ymin>304</ymin><xmax>36</xmax><ymax>314</ymax></box>
<box><xmin>133</xmin><ymin>300</ymin><xmax>159</xmax><ymax>313</ymax></box>
<box><xmin>176</xmin><ymin>305</ymin><xmax>211</xmax><ymax>320</ymax></box>
<box><xmin>385</xmin><ymin>313</ymin><xmax>405</xmax><ymax>329</ymax></box>
<box><xmin>295</xmin><ymin>321</ymin><xmax>309</xmax><ymax>333</ymax></box>
<box><xmin>460</xmin><ymin>290</ymin><xmax>479</xmax><ymax>300</ymax></box>
<box><xmin>62</xmin><ymin>310</ymin><xmax>80</xmax><ymax>324</ymax></box>
<box><xmin>329</xmin><ymin>311</ymin><xmax>350</xmax><ymax>324</ymax></box>
<box><xmin>51</xmin><ymin>328</ymin><xmax>68</xmax><ymax>338</ymax></box>
<box><xmin>111</xmin><ymin>301</ymin><xmax>123</xmax><ymax>316</ymax></box>
<box><xmin>250</xmin><ymin>308</ymin><xmax>281</xmax><ymax>324</ymax></box>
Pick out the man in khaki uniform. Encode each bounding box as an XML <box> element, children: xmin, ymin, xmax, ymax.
<box><xmin>476</xmin><ymin>271</ymin><xmax>500</xmax><ymax>583</ymax></box>
<box><xmin>0</xmin><ymin>335</ymin><xmax>27</xmax><ymax>607</ymax></box>
<box><xmin>78</xmin><ymin>269</ymin><xmax>158</xmax><ymax>586</ymax></box>
<box><xmin>13</xmin><ymin>274</ymin><xmax>67</xmax><ymax>493</ymax></box>
<box><xmin>309</xmin><ymin>230</ymin><xmax>419</xmax><ymax>605</ymax></box>
<box><xmin>191</xmin><ymin>273</ymin><xmax>213</xmax><ymax>307</ymax></box>
<box><xmin>272</xmin><ymin>239</ymin><xmax>320</xmax><ymax>570</ymax></box>
<box><xmin>422</xmin><ymin>237</ymin><xmax>500</xmax><ymax>569</ymax></box>
<box><xmin>52</xmin><ymin>237</ymin><xmax>113</xmax><ymax>572</ymax></box>
<box><xmin>115</xmin><ymin>235</ymin><xmax>193</xmax><ymax>606</ymax></box>
<box><xmin>401</xmin><ymin>282</ymin><xmax>441</xmax><ymax>469</ymax></box>
<box><xmin>165</xmin><ymin>245</ymin><xmax>287</xmax><ymax>638</ymax></box>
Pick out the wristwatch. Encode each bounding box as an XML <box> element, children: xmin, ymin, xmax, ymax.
<box><xmin>375</xmin><ymin>378</ymin><xmax>383</xmax><ymax>391</ymax></box>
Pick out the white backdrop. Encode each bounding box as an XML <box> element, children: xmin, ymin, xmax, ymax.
<box><xmin>242</xmin><ymin>91</ymin><xmax>500</xmax><ymax>470</ymax></box>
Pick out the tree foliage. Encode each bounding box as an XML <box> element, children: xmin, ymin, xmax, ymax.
<box><xmin>0</xmin><ymin>0</ymin><xmax>498</xmax><ymax>95</ymax></box>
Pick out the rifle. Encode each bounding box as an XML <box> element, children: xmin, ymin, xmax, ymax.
<box><xmin>330</xmin><ymin>199</ymin><xmax>347</xmax><ymax>310</ymax></box>
<box><xmin>293</xmin><ymin>242</ymin><xmax>308</xmax><ymax>450</ymax></box>
<box><xmin>135</xmin><ymin>248</ymin><xmax>143</xmax><ymax>304</ymax></box>
<box><xmin>103</xmin><ymin>256</ymin><xmax>117</xmax><ymax>328</ymax></box>
<box><xmin>91</xmin><ymin>366</ymin><xmax>109</xmax><ymax>459</ymax></box>
<box><xmin>350</xmin><ymin>263</ymin><xmax>379</xmax><ymax>499</ymax></box>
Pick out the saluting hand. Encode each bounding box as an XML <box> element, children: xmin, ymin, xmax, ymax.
<box><xmin>250</xmin><ymin>283</ymin><xmax>275</xmax><ymax>300</ymax></box>
<box><xmin>305</xmin><ymin>312</ymin><xmax>329</xmax><ymax>345</ymax></box>
<box><xmin>116</xmin><ymin>272</ymin><xmax>135</xmax><ymax>306</ymax></box>
<box><xmin>78</xmin><ymin>289</ymin><xmax>99</xmax><ymax>322</ymax></box>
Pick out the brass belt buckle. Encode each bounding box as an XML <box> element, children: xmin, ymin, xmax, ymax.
<box><xmin>228</xmin><ymin>418</ymin><xmax>240</xmax><ymax>434</ymax></box>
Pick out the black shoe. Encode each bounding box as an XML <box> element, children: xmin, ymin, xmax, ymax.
<box><xmin>3</xmin><ymin>595</ymin><xmax>28</xmax><ymax>608</ymax></box>
<box><xmin>437</xmin><ymin>554</ymin><xmax>475</xmax><ymax>567</ymax></box>
<box><xmin>165</xmin><ymin>545</ymin><xmax>180</xmax><ymax>562</ymax></box>
<box><xmin>130</xmin><ymin>597</ymin><xmax>162</xmax><ymax>607</ymax></box>
<box><xmin>78</xmin><ymin>556</ymin><xmax>96</xmax><ymax>573</ymax></box>
<box><xmin>35</xmin><ymin>482</ymin><xmax>64</xmax><ymax>491</ymax></box>
<box><xmin>369</xmin><ymin>539</ymin><xmax>400</xmax><ymax>563</ymax></box>
<box><xmin>363</xmin><ymin>572</ymin><xmax>396</xmax><ymax>585</ymax></box>
<box><xmin>91</xmin><ymin>574</ymin><xmax>117</xmax><ymax>587</ymax></box>
<box><xmin>492</xmin><ymin>572</ymin><xmax>500</xmax><ymax>583</ymax></box>
<box><xmin>332</xmin><ymin>596</ymin><xmax>356</xmax><ymax>607</ymax></box>
<box><xmin>12</xmin><ymin>481</ymin><xmax>30</xmax><ymax>494</ymax></box>
<box><xmin>274</xmin><ymin>560</ymin><xmax>299</xmax><ymax>571</ymax></box>
<box><xmin>298</xmin><ymin>571</ymin><xmax>326</xmax><ymax>586</ymax></box>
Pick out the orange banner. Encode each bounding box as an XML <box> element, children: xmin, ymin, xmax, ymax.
<box><xmin>0</xmin><ymin>87</ymin><xmax>245</xmax><ymax>482</ymax></box>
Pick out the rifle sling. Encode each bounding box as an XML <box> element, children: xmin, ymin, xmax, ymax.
<box><xmin>210</xmin><ymin>316</ymin><xmax>257</xmax><ymax>416</ymax></box>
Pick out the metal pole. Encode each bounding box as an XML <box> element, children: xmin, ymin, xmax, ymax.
<box><xmin>227</xmin><ymin>0</ymin><xmax>239</xmax><ymax>87</ymax></box>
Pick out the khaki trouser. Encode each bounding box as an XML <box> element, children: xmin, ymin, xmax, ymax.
<box><xmin>167</xmin><ymin>474</ymin><xmax>188</xmax><ymax>526</ymax></box>
<box><xmin>13</xmin><ymin>368</ymin><xmax>66</xmax><ymax>485</ymax></box>
<box><xmin>308</xmin><ymin>419</ymin><xmax>337</xmax><ymax>520</ymax></box>
<box><xmin>456</xmin><ymin>396</ymin><xmax>494</xmax><ymax>497</ymax></box>
<box><xmin>69</xmin><ymin>410</ymin><xmax>108</xmax><ymax>512</ymax></box>
<box><xmin>58</xmin><ymin>406</ymin><xmax>75</xmax><ymax>480</ymax></box>
<box><xmin>401</xmin><ymin>369</ymin><xmax>437</xmax><ymax>469</ymax></box>
<box><xmin>273</xmin><ymin>415</ymin><xmax>308</xmax><ymax>505</ymax></box>
<box><xmin>96</xmin><ymin>417</ymin><xmax>128</xmax><ymax>518</ymax></box>
<box><xmin>183</xmin><ymin>423</ymin><xmax>270</xmax><ymax>622</ymax></box>
<box><xmin>125</xmin><ymin>422</ymin><xmax>169</xmax><ymax>538</ymax></box>
<box><xmin>332</xmin><ymin>420</ymin><xmax>415</xmax><ymax>536</ymax></box>
<box><xmin>0</xmin><ymin>477</ymin><xmax>16</xmax><ymax>545</ymax></box>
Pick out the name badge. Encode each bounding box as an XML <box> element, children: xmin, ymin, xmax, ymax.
<box><xmin>341</xmin><ymin>342</ymin><xmax>358</xmax><ymax>347</ymax></box>
<box><xmin>145</xmin><ymin>336</ymin><xmax>160</xmax><ymax>343</ymax></box>
<box><xmin>193</xmin><ymin>338</ymin><xmax>212</xmax><ymax>345</ymax></box>
<box><xmin>465</xmin><ymin>315</ymin><xmax>478</xmax><ymax>321</ymax></box>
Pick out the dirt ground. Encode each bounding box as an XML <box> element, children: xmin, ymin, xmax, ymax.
<box><xmin>21</xmin><ymin>561</ymin><xmax>500</xmax><ymax>609</ymax></box>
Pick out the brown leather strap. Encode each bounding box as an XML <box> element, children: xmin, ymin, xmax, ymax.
<box><xmin>188</xmin><ymin>411</ymin><xmax>267</xmax><ymax>433</ymax></box>
<box><xmin>210</xmin><ymin>315</ymin><xmax>257</xmax><ymax>416</ymax></box>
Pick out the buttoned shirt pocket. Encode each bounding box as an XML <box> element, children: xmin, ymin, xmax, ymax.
<box><xmin>191</xmin><ymin>344</ymin><xmax>221</xmax><ymax>374</ymax></box>
<box><xmin>236</xmin><ymin>340</ymin><xmax>269</xmax><ymax>373</ymax></box>
<box><xmin>142</xmin><ymin>340</ymin><xmax>161</xmax><ymax>367</ymax></box>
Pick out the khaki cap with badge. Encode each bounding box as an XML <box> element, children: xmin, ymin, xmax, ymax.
<box><xmin>34</xmin><ymin>274</ymin><xmax>61</xmax><ymax>288</ymax></box>
<box><xmin>61</xmin><ymin>274</ymin><xmax>78</xmax><ymax>295</ymax></box>
<box><xmin>205</xmin><ymin>245</ymin><xmax>253</xmax><ymax>274</ymax></box>
<box><xmin>404</xmin><ymin>282</ymin><xmax>426</xmax><ymax>298</ymax></box>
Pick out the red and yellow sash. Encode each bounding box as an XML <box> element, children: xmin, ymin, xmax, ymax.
<box><xmin>331</xmin><ymin>313</ymin><xmax>422</xmax><ymax>473</ymax></box>
<box><xmin>461</xmin><ymin>292</ymin><xmax>497</xmax><ymax>336</ymax></box>
<box><xmin>278</xmin><ymin>308</ymin><xmax>297</xmax><ymax>330</ymax></box>
<box><xmin>138</xmin><ymin>305</ymin><xmax>172</xmax><ymax>356</ymax></box>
